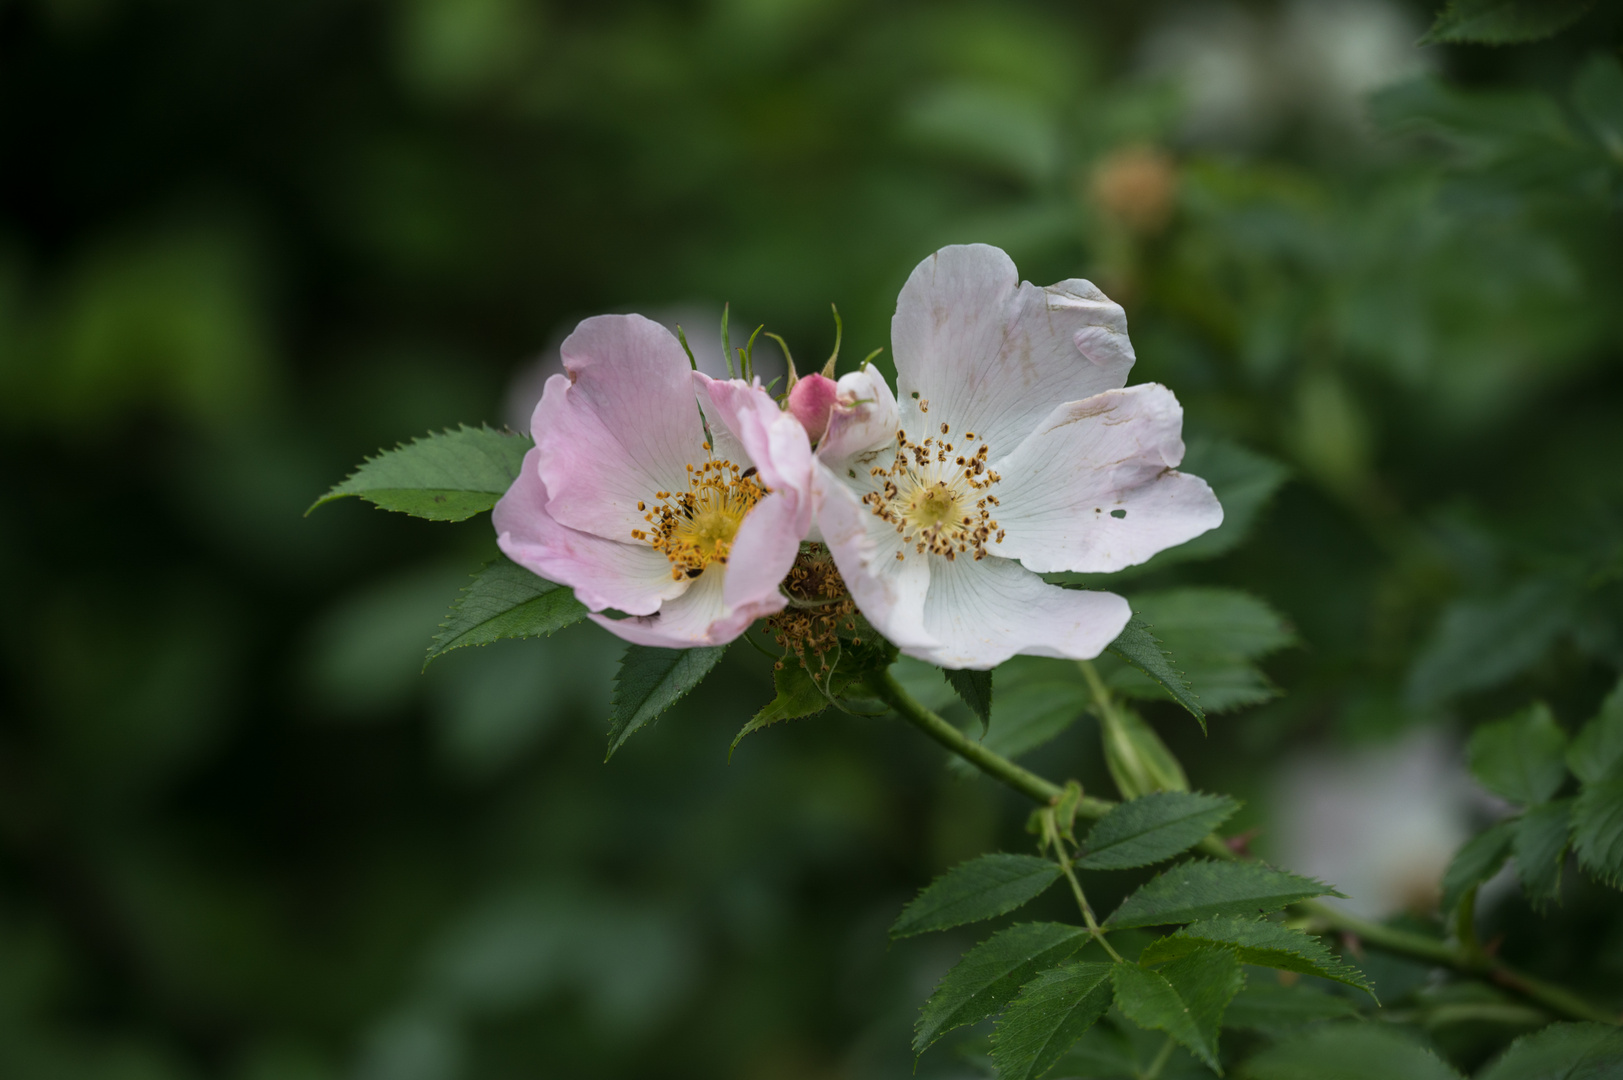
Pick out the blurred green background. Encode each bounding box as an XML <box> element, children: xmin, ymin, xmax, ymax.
<box><xmin>2</xmin><ymin>0</ymin><xmax>1621</xmax><ymax>1077</ymax></box>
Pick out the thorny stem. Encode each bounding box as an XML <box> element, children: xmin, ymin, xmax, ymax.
<box><xmin>875</xmin><ymin>666</ymin><xmax>1620</xmax><ymax>1027</ymax></box>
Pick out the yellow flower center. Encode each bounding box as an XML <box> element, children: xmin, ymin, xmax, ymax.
<box><xmin>862</xmin><ymin>404</ymin><xmax>1004</xmax><ymax>561</ymax></box>
<box><xmin>630</xmin><ymin>458</ymin><xmax>767</xmax><ymax>581</ymax></box>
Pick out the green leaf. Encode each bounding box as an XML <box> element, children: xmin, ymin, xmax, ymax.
<box><xmin>1244</xmin><ymin>1025</ymin><xmax>1464</xmax><ymax>1080</ymax></box>
<box><xmin>1567</xmin><ymin>678</ymin><xmax>1623</xmax><ymax>784</ymax></box>
<box><xmin>1110</xmin><ymin>959</ymin><xmax>1223</xmax><ymax>1072</ymax></box>
<box><xmin>1139</xmin><ymin>438</ymin><xmax>1290</xmax><ymax>568</ymax></box>
<box><xmin>1077</xmin><ymin>792</ymin><xmax>1239</xmax><ymax>871</ymax></box>
<box><xmin>1406</xmin><ymin>579</ymin><xmax>1577</xmax><ymax>708</ymax></box>
<box><xmin>310</xmin><ymin>425</ymin><xmax>531</xmax><ymax>522</ymax></box>
<box><xmin>1104</xmin><ymin>860</ymin><xmax>1338</xmax><ymax>930</ymax></box>
<box><xmin>1439</xmin><ymin>819</ymin><xmax>1516</xmax><ymax>916</ymax></box>
<box><xmin>1420</xmin><ymin>0</ymin><xmax>1595</xmax><ymax>46</ymax></box>
<box><xmin>424</xmin><ymin>556</ymin><xmax>587</xmax><ymax>666</ymax></box>
<box><xmin>913</xmin><ymin>922</ymin><xmax>1089</xmax><ymax>1053</ymax></box>
<box><xmin>1100</xmin><ymin>703</ymin><xmax>1190</xmax><ymax>799</ymax></box>
<box><xmin>1574</xmin><ymin>55</ymin><xmax>1623</xmax><ymax>163</ymax></box>
<box><xmin>1105</xmin><ymin>616</ymin><xmax>1204</xmax><ymax>727</ymax></box>
<box><xmin>945</xmin><ymin>667</ymin><xmax>993</xmax><ymax>732</ymax></box>
<box><xmin>1159</xmin><ymin>946</ymin><xmax>1244</xmax><ymax>1070</ymax></box>
<box><xmin>1468</xmin><ymin>703</ymin><xmax>1569</xmax><ymax>805</ymax></box>
<box><xmin>1110</xmin><ymin>590</ymin><xmax>1297</xmax><ymax>716</ymax></box>
<box><xmin>990</xmin><ymin>961</ymin><xmax>1114</xmax><ymax>1080</ymax></box>
<box><xmin>1476</xmin><ymin>1021</ymin><xmax>1623</xmax><ymax>1080</ymax></box>
<box><xmin>889</xmin><ymin>853</ymin><xmax>1063</xmax><ymax>938</ymax></box>
<box><xmin>1572</xmin><ymin>777</ymin><xmax>1623</xmax><ymax>889</ymax></box>
<box><xmin>1512</xmin><ymin>798</ymin><xmax>1573</xmax><ymax>911</ymax></box>
<box><xmin>606</xmin><ymin>644</ymin><xmax>727</xmax><ymax>760</ymax></box>
<box><xmin>1140</xmin><ymin>917</ymin><xmax>1374</xmax><ymax>997</ymax></box>
<box><xmin>731</xmin><ymin>661</ymin><xmax>831</xmax><ymax>753</ymax></box>
<box><xmin>974</xmin><ymin>680</ymin><xmax>1089</xmax><ymax>764</ymax></box>
<box><xmin>1222</xmin><ymin>982</ymin><xmax>1361</xmax><ymax>1032</ymax></box>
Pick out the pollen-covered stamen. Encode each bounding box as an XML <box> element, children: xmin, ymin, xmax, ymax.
<box><xmin>861</xmin><ymin>420</ymin><xmax>1003</xmax><ymax>561</ymax></box>
<box><xmin>629</xmin><ymin>459</ymin><xmax>767</xmax><ymax>581</ymax></box>
<box><xmin>766</xmin><ymin>544</ymin><xmax>859</xmax><ymax>671</ymax></box>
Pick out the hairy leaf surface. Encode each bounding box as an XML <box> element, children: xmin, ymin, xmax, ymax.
<box><xmin>890</xmin><ymin>854</ymin><xmax>1062</xmax><ymax>938</ymax></box>
<box><xmin>607</xmin><ymin>645</ymin><xmax>727</xmax><ymax>759</ymax></box>
<box><xmin>1104</xmin><ymin>860</ymin><xmax>1337</xmax><ymax>930</ymax></box>
<box><xmin>311</xmin><ymin>425</ymin><xmax>531</xmax><ymax>521</ymax></box>
<box><xmin>990</xmin><ymin>962</ymin><xmax>1114</xmax><ymax>1080</ymax></box>
<box><xmin>1140</xmin><ymin>917</ymin><xmax>1373</xmax><ymax>996</ymax></box>
<box><xmin>1077</xmin><ymin>792</ymin><xmax>1239</xmax><ymax>871</ymax></box>
<box><xmin>913</xmin><ymin>922</ymin><xmax>1089</xmax><ymax>1053</ymax></box>
<box><xmin>425</xmin><ymin>556</ymin><xmax>586</xmax><ymax>665</ymax></box>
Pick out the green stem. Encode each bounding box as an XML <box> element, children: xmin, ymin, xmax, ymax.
<box><xmin>1054</xmin><ymin>842</ymin><xmax>1126</xmax><ymax>962</ymax></box>
<box><xmin>878</xmin><ymin>665</ymin><xmax>1619</xmax><ymax>1027</ymax></box>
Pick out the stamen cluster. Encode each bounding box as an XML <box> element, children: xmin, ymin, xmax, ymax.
<box><xmin>861</xmin><ymin>402</ymin><xmax>1004</xmax><ymax>562</ymax></box>
<box><xmin>630</xmin><ymin>456</ymin><xmax>766</xmax><ymax>580</ymax></box>
<box><xmin>767</xmin><ymin>545</ymin><xmax>859</xmax><ymax>671</ymax></box>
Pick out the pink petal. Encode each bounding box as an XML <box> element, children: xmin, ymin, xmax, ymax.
<box><xmin>719</xmin><ymin>489</ymin><xmax>803</xmax><ymax>625</ymax></box>
<box><xmin>813</xmin><ymin>463</ymin><xmax>935</xmax><ymax>653</ymax></box>
<box><xmin>991</xmin><ymin>384</ymin><xmax>1223</xmax><ymax>574</ymax></box>
<box><xmin>787</xmin><ymin>373</ymin><xmax>839</xmax><ymax>442</ymax></box>
<box><xmin>589</xmin><ymin>561</ymin><xmax>776</xmax><ymax>648</ymax></box>
<box><xmin>534</xmin><ymin>314</ymin><xmax>708</xmax><ymax>542</ymax></box>
<box><xmin>918</xmin><ymin>556</ymin><xmax>1131</xmax><ymax>670</ymax></box>
<box><xmin>694</xmin><ymin>374</ymin><xmax>815</xmax><ymax>497</ymax></box>
<box><xmin>891</xmin><ymin>244</ymin><xmax>1135</xmax><ymax>456</ymax></box>
<box><xmin>494</xmin><ymin>448</ymin><xmax>685</xmax><ymax>615</ymax></box>
<box><xmin>817</xmin><ymin>365</ymin><xmax>901</xmax><ymax>467</ymax></box>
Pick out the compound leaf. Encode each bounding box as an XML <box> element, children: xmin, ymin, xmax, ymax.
<box><xmin>1111</xmin><ymin>960</ymin><xmax>1221</xmax><ymax>1072</ymax></box>
<box><xmin>1111</xmin><ymin>590</ymin><xmax>1297</xmax><ymax>716</ymax></box>
<box><xmin>310</xmin><ymin>425</ymin><xmax>531</xmax><ymax>521</ymax></box>
<box><xmin>425</xmin><ymin>556</ymin><xmax>586</xmax><ymax>666</ymax></box>
<box><xmin>990</xmin><ymin>962</ymin><xmax>1114</xmax><ymax>1080</ymax></box>
<box><xmin>607</xmin><ymin>644</ymin><xmax>727</xmax><ymax>759</ymax></box>
<box><xmin>1106</xmin><ymin>616</ymin><xmax>1203</xmax><ymax>728</ymax></box>
<box><xmin>914</xmin><ymin>922</ymin><xmax>1089</xmax><ymax>1054</ymax></box>
<box><xmin>1105</xmin><ymin>860</ymin><xmax>1338</xmax><ymax>930</ymax></box>
<box><xmin>1468</xmin><ymin>703</ymin><xmax>1569</xmax><ymax>805</ymax></box>
<box><xmin>1572</xmin><ymin>778</ymin><xmax>1623</xmax><ymax>890</ymax></box>
<box><xmin>1077</xmin><ymin>791</ymin><xmax>1239</xmax><ymax>871</ymax></box>
<box><xmin>890</xmin><ymin>853</ymin><xmax>1062</xmax><ymax>938</ymax></box>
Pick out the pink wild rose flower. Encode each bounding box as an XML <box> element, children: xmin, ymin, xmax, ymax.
<box><xmin>494</xmin><ymin>314</ymin><xmax>815</xmax><ymax>648</ymax></box>
<box><xmin>808</xmin><ymin>244</ymin><xmax>1223</xmax><ymax>669</ymax></box>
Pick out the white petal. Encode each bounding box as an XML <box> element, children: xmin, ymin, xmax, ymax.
<box><xmin>891</xmin><ymin>244</ymin><xmax>1135</xmax><ymax>456</ymax></box>
<box><xmin>817</xmin><ymin>365</ymin><xmax>901</xmax><ymax>467</ymax></box>
<box><xmin>590</xmin><ymin>565</ymin><xmax>740</xmax><ymax>648</ymax></box>
<box><xmin>813</xmin><ymin>463</ymin><xmax>935</xmax><ymax>653</ymax></box>
<box><xmin>991</xmin><ymin>384</ymin><xmax>1223</xmax><ymax>574</ymax></box>
<box><xmin>917</xmin><ymin>556</ymin><xmax>1130</xmax><ymax>670</ymax></box>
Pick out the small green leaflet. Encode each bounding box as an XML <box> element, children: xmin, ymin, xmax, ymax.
<box><xmin>889</xmin><ymin>853</ymin><xmax>1062</xmax><ymax>938</ymax></box>
<box><xmin>1139</xmin><ymin>917</ymin><xmax>1373</xmax><ymax>997</ymax></box>
<box><xmin>1110</xmin><ymin>589</ymin><xmax>1297</xmax><ymax>716</ymax></box>
<box><xmin>1406</xmin><ymin>578</ymin><xmax>1577</xmax><ymax>708</ymax></box>
<box><xmin>1439</xmin><ymin>819</ymin><xmax>1516</xmax><ymax>916</ymax></box>
<box><xmin>1420</xmin><ymin>0</ymin><xmax>1595</xmax><ymax>46</ymax></box>
<box><xmin>1100</xmin><ymin>704</ymin><xmax>1189</xmax><ymax>799</ymax></box>
<box><xmin>424</xmin><ymin>556</ymin><xmax>586</xmax><ymax>666</ymax></box>
<box><xmin>1103</xmin><ymin>860</ymin><xmax>1338</xmax><ymax>930</ymax></box>
<box><xmin>1077</xmin><ymin>792</ymin><xmax>1238</xmax><ymax>871</ymax></box>
<box><xmin>990</xmin><ymin>962</ymin><xmax>1114</xmax><ymax>1080</ymax></box>
<box><xmin>1567</xmin><ymin>677</ymin><xmax>1623</xmax><ymax>784</ymax></box>
<box><xmin>606</xmin><ymin>644</ymin><xmax>727</xmax><ymax>760</ymax></box>
<box><xmin>1245</xmin><ymin>1025</ymin><xmax>1464</xmax><ymax>1080</ymax></box>
<box><xmin>1467</xmin><ymin>703</ymin><xmax>1569</xmax><ymax>805</ymax></box>
<box><xmin>1110</xmin><ymin>957</ymin><xmax>1232</xmax><ymax>1073</ymax></box>
<box><xmin>1105</xmin><ymin>616</ymin><xmax>1204</xmax><ymax>728</ymax></box>
<box><xmin>1159</xmin><ymin>947</ymin><xmax>1244</xmax><ymax>1071</ymax></box>
<box><xmin>954</xmin><ymin>681</ymin><xmax>1087</xmax><ymax>770</ymax></box>
<box><xmin>1221</xmin><ymin>983</ymin><xmax>1361</xmax><ymax>1032</ymax></box>
<box><xmin>731</xmin><ymin>660</ymin><xmax>831</xmax><ymax>753</ymax></box>
<box><xmin>913</xmin><ymin>922</ymin><xmax>1089</xmax><ymax>1054</ymax></box>
<box><xmin>310</xmin><ymin>425</ymin><xmax>531</xmax><ymax>522</ymax></box>
<box><xmin>944</xmin><ymin>667</ymin><xmax>993</xmax><ymax>732</ymax></box>
<box><xmin>1512</xmin><ymin>799</ymin><xmax>1573</xmax><ymax>911</ymax></box>
<box><xmin>1477</xmin><ymin>1022</ymin><xmax>1623</xmax><ymax>1080</ymax></box>
<box><xmin>1572</xmin><ymin>778</ymin><xmax>1623</xmax><ymax>889</ymax></box>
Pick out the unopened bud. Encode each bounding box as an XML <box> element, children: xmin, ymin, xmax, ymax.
<box><xmin>787</xmin><ymin>373</ymin><xmax>839</xmax><ymax>443</ymax></box>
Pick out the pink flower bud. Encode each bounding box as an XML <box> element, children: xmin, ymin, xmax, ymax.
<box><xmin>787</xmin><ymin>373</ymin><xmax>839</xmax><ymax>443</ymax></box>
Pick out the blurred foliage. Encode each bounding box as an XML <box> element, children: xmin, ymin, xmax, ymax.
<box><xmin>2</xmin><ymin>0</ymin><xmax>1622</xmax><ymax>1077</ymax></box>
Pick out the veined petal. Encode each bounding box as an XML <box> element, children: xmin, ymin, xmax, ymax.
<box><xmin>814</xmin><ymin>463</ymin><xmax>935</xmax><ymax>652</ymax></box>
<box><xmin>534</xmin><ymin>314</ymin><xmax>708</xmax><ymax>542</ymax></box>
<box><xmin>591</xmin><ymin>564</ymin><xmax>743</xmax><ymax>648</ymax></box>
<box><xmin>696</xmin><ymin>374</ymin><xmax>816</xmax><ymax>499</ymax></box>
<box><xmin>818</xmin><ymin>365</ymin><xmax>901</xmax><ymax>467</ymax></box>
<box><xmin>719</xmin><ymin>489</ymin><xmax>802</xmax><ymax>628</ymax></box>
<box><xmin>495</xmin><ymin>449</ymin><xmax>685</xmax><ymax>616</ymax></box>
<box><xmin>891</xmin><ymin>244</ymin><xmax>1135</xmax><ymax>454</ymax></box>
<box><xmin>992</xmin><ymin>384</ymin><xmax>1223</xmax><ymax>574</ymax></box>
<box><xmin>918</xmin><ymin>556</ymin><xmax>1130</xmax><ymax>669</ymax></box>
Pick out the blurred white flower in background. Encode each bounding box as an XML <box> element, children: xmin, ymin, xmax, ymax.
<box><xmin>1140</xmin><ymin>0</ymin><xmax>1432</xmax><ymax>147</ymax></box>
<box><xmin>1272</xmin><ymin>729</ymin><xmax>1483</xmax><ymax>919</ymax></box>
